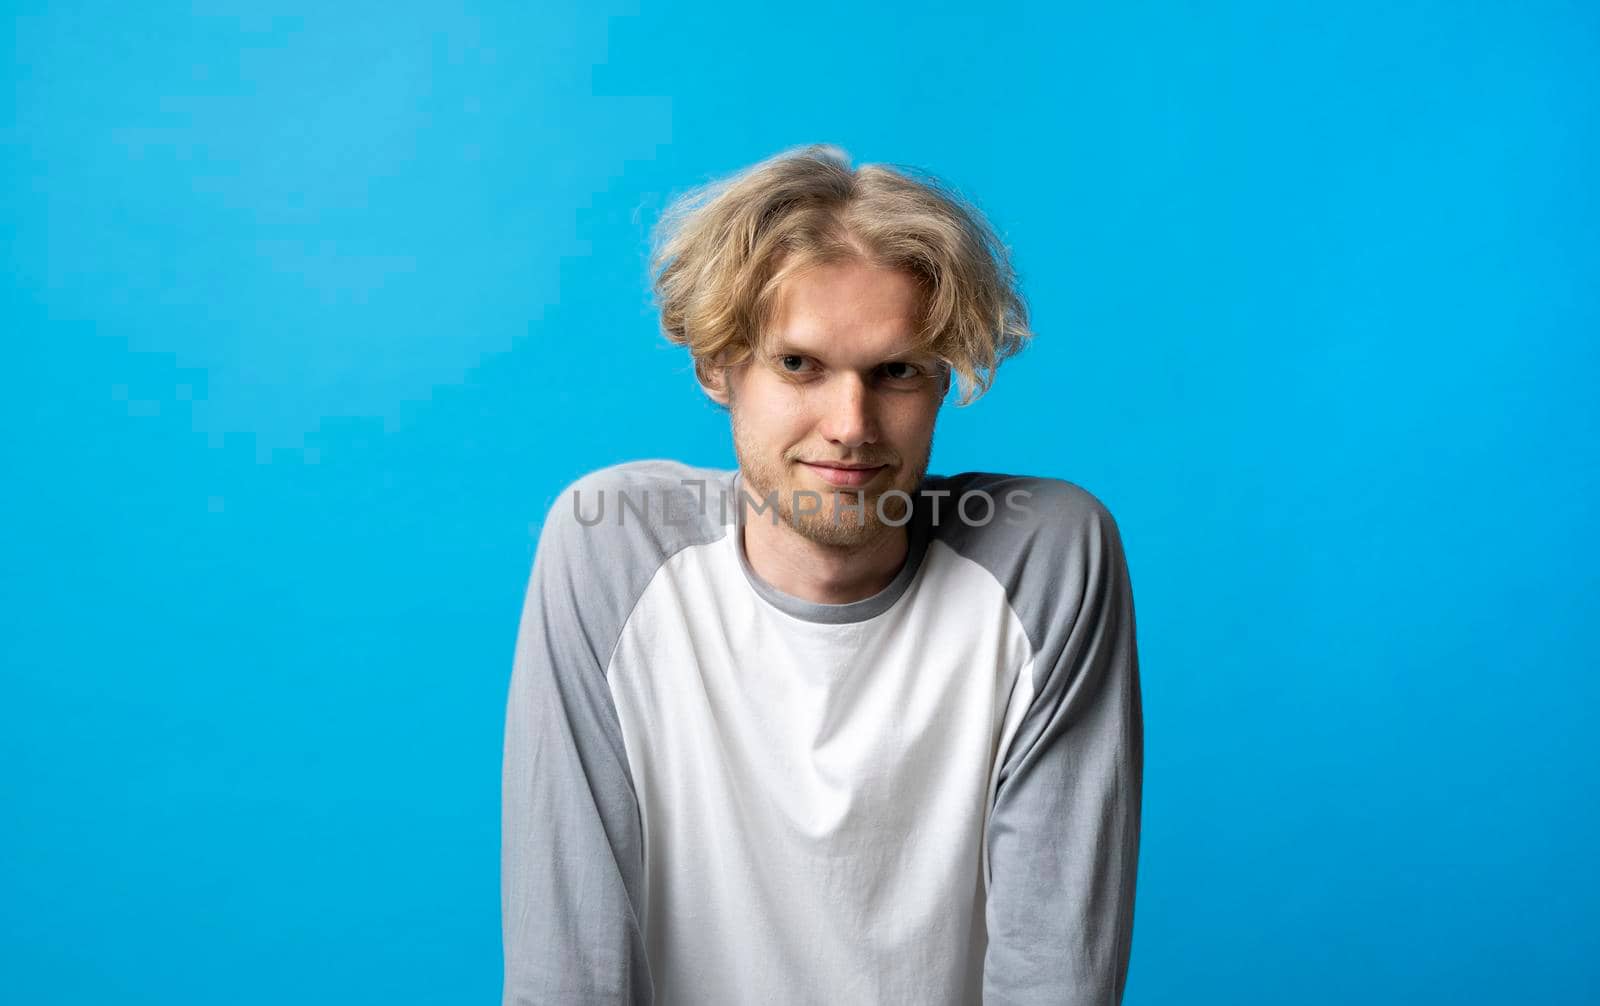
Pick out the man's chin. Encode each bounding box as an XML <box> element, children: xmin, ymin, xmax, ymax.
<box><xmin>787</xmin><ymin>511</ymin><xmax>887</xmax><ymax>548</ymax></box>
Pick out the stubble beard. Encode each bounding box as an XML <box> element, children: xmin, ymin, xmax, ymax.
<box><xmin>730</xmin><ymin>407</ymin><xmax>931</xmax><ymax>550</ymax></box>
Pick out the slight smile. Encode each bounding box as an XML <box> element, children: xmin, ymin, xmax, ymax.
<box><xmin>798</xmin><ymin>461</ymin><xmax>888</xmax><ymax>488</ymax></box>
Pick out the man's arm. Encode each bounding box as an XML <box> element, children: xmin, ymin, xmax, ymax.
<box><xmin>983</xmin><ymin>495</ymin><xmax>1144</xmax><ymax>1005</ymax></box>
<box><xmin>501</xmin><ymin>491</ymin><xmax>653</xmax><ymax>1005</ymax></box>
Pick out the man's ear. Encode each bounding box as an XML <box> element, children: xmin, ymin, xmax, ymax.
<box><xmin>697</xmin><ymin>359</ymin><xmax>732</xmax><ymax>406</ymax></box>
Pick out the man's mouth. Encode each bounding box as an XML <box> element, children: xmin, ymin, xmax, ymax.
<box><xmin>797</xmin><ymin>461</ymin><xmax>889</xmax><ymax>488</ymax></box>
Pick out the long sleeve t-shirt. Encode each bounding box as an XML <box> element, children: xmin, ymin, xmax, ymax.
<box><xmin>501</xmin><ymin>459</ymin><xmax>1143</xmax><ymax>1005</ymax></box>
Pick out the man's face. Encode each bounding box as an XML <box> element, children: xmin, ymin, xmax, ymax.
<box><xmin>715</xmin><ymin>258</ymin><xmax>947</xmax><ymax>548</ymax></box>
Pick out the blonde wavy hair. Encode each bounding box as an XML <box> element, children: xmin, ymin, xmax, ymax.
<box><xmin>648</xmin><ymin>144</ymin><xmax>1032</xmax><ymax>406</ymax></box>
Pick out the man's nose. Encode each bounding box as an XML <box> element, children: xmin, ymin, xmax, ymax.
<box><xmin>817</xmin><ymin>373</ymin><xmax>878</xmax><ymax>447</ymax></box>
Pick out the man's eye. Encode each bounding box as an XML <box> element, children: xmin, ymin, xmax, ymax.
<box><xmin>778</xmin><ymin>355</ymin><xmax>810</xmax><ymax>373</ymax></box>
<box><xmin>881</xmin><ymin>361</ymin><xmax>922</xmax><ymax>381</ymax></box>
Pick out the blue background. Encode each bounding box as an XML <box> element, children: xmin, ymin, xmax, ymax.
<box><xmin>4</xmin><ymin>2</ymin><xmax>1596</xmax><ymax>1003</ymax></box>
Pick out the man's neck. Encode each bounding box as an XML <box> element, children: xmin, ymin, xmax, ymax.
<box><xmin>740</xmin><ymin>498</ymin><xmax>908</xmax><ymax>606</ymax></box>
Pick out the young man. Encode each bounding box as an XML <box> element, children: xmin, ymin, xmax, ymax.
<box><xmin>501</xmin><ymin>145</ymin><xmax>1143</xmax><ymax>1005</ymax></box>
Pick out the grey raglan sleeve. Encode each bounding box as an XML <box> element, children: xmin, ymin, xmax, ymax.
<box><xmin>982</xmin><ymin>487</ymin><xmax>1144</xmax><ymax>1005</ymax></box>
<box><xmin>501</xmin><ymin>483</ymin><xmax>654</xmax><ymax>1005</ymax></box>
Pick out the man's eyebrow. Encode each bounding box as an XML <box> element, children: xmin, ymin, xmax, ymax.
<box><xmin>763</xmin><ymin>340</ymin><xmax>937</xmax><ymax>365</ymax></box>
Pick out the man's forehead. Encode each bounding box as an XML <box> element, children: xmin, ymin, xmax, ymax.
<box><xmin>762</xmin><ymin>259</ymin><xmax>930</xmax><ymax>350</ymax></box>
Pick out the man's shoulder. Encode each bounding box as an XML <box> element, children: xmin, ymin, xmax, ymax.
<box><xmin>917</xmin><ymin>470</ymin><xmax>1132</xmax><ymax>652</ymax></box>
<box><xmin>521</xmin><ymin>460</ymin><xmax>735</xmax><ymax>668</ymax></box>
<box><xmin>536</xmin><ymin>458</ymin><xmax>735</xmax><ymax>564</ymax></box>
<box><xmin>921</xmin><ymin>470</ymin><xmax>1123</xmax><ymax>541</ymax></box>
